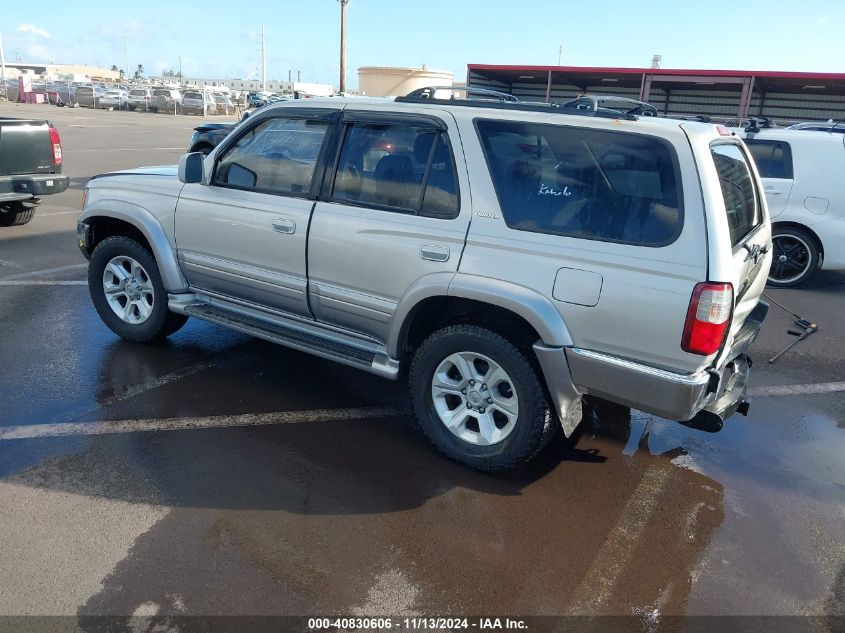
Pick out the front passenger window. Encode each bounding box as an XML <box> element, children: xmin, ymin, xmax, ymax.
<box><xmin>214</xmin><ymin>116</ymin><xmax>329</xmax><ymax>196</ymax></box>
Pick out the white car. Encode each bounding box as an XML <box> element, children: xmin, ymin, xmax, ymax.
<box><xmin>99</xmin><ymin>89</ymin><xmax>129</xmax><ymax>110</ymax></box>
<box><xmin>735</xmin><ymin>128</ymin><xmax>845</xmax><ymax>286</ymax></box>
<box><xmin>128</xmin><ymin>88</ymin><xmax>152</xmax><ymax>111</ymax></box>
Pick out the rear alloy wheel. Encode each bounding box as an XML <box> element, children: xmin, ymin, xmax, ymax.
<box><xmin>768</xmin><ymin>227</ymin><xmax>819</xmax><ymax>288</ymax></box>
<box><xmin>89</xmin><ymin>236</ymin><xmax>188</xmax><ymax>341</ymax></box>
<box><xmin>409</xmin><ymin>325</ymin><xmax>557</xmax><ymax>471</ymax></box>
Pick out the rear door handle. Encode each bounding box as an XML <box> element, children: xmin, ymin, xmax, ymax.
<box><xmin>764</xmin><ymin>186</ymin><xmax>783</xmax><ymax>195</ymax></box>
<box><xmin>272</xmin><ymin>218</ymin><xmax>296</xmax><ymax>234</ymax></box>
<box><xmin>420</xmin><ymin>244</ymin><xmax>450</xmax><ymax>262</ymax></box>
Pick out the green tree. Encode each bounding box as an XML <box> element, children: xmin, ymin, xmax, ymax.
<box><xmin>133</xmin><ymin>64</ymin><xmax>145</xmax><ymax>80</ymax></box>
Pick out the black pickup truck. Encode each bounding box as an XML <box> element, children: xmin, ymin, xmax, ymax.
<box><xmin>0</xmin><ymin>117</ymin><xmax>70</xmax><ymax>226</ymax></box>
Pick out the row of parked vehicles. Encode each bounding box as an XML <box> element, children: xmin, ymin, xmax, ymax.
<box><xmin>70</xmin><ymin>85</ymin><xmax>237</xmax><ymax>115</ymax></box>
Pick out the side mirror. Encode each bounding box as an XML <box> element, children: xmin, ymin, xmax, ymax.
<box><xmin>178</xmin><ymin>152</ymin><xmax>205</xmax><ymax>184</ymax></box>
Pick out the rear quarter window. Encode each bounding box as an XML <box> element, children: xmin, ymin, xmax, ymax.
<box><xmin>743</xmin><ymin>139</ymin><xmax>794</xmax><ymax>179</ymax></box>
<box><xmin>475</xmin><ymin>120</ymin><xmax>683</xmax><ymax>246</ymax></box>
<box><xmin>711</xmin><ymin>143</ymin><xmax>762</xmax><ymax>247</ymax></box>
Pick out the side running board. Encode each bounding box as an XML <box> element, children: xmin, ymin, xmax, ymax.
<box><xmin>182</xmin><ymin>302</ymin><xmax>399</xmax><ymax>379</ymax></box>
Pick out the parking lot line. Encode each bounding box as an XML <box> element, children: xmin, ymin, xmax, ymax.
<box><xmin>567</xmin><ymin>464</ymin><xmax>674</xmax><ymax>614</ymax></box>
<box><xmin>748</xmin><ymin>381</ymin><xmax>845</xmax><ymax>397</ymax></box>
<box><xmin>1</xmin><ymin>263</ymin><xmax>87</xmax><ymax>280</ymax></box>
<box><xmin>0</xmin><ymin>406</ymin><xmax>409</xmax><ymax>441</ymax></box>
<box><xmin>0</xmin><ymin>280</ymin><xmax>86</xmax><ymax>286</ymax></box>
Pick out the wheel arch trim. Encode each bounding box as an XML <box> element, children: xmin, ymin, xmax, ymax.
<box><xmin>388</xmin><ymin>272</ymin><xmax>574</xmax><ymax>358</ymax></box>
<box><xmin>79</xmin><ymin>202</ymin><xmax>188</xmax><ymax>292</ymax></box>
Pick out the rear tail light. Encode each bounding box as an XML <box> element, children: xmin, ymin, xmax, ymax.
<box><xmin>48</xmin><ymin>124</ymin><xmax>63</xmax><ymax>166</ymax></box>
<box><xmin>681</xmin><ymin>282</ymin><xmax>734</xmax><ymax>355</ymax></box>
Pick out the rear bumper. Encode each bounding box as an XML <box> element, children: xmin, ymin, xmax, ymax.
<box><xmin>0</xmin><ymin>173</ymin><xmax>69</xmax><ymax>201</ymax></box>
<box><xmin>564</xmin><ymin>300</ymin><xmax>769</xmax><ymax>426</ymax></box>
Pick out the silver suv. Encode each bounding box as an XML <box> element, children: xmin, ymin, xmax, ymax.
<box><xmin>77</xmin><ymin>93</ymin><xmax>772</xmax><ymax>471</ymax></box>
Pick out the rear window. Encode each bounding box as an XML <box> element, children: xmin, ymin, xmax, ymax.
<box><xmin>476</xmin><ymin>120</ymin><xmax>683</xmax><ymax>246</ymax></box>
<box><xmin>744</xmin><ymin>139</ymin><xmax>794</xmax><ymax>179</ymax></box>
<box><xmin>183</xmin><ymin>91</ymin><xmax>202</xmax><ymax>99</ymax></box>
<box><xmin>711</xmin><ymin>143</ymin><xmax>761</xmax><ymax>246</ymax></box>
<box><xmin>130</xmin><ymin>90</ymin><xmax>146</xmax><ymax>96</ymax></box>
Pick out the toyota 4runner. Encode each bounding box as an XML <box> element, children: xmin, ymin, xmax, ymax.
<box><xmin>77</xmin><ymin>90</ymin><xmax>771</xmax><ymax>471</ymax></box>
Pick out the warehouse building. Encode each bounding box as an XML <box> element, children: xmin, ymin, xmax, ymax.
<box><xmin>467</xmin><ymin>64</ymin><xmax>845</xmax><ymax>124</ymax></box>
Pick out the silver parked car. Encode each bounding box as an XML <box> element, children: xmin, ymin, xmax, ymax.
<box><xmin>99</xmin><ymin>89</ymin><xmax>129</xmax><ymax>109</ymax></box>
<box><xmin>77</xmin><ymin>92</ymin><xmax>771</xmax><ymax>471</ymax></box>
<box><xmin>128</xmin><ymin>88</ymin><xmax>152</xmax><ymax>111</ymax></box>
<box><xmin>150</xmin><ymin>88</ymin><xmax>182</xmax><ymax>113</ymax></box>
<box><xmin>181</xmin><ymin>89</ymin><xmax>215</xmax><ymax>115</ymax></box>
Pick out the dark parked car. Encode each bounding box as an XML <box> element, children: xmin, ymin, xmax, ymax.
<box><xmin>188</xmin><ymin>122</ymin><xmax>235</xmax><ymax>154</ymax></box>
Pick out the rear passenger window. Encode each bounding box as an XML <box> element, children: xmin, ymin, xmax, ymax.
<box><xmin>331</xmin><ymin>121</ymin><xmax>459</xmax><ymax>218</ymax></box>
<box><xmin>476</xmin><ymin>120</ymin><xmax>683</xmax><ymax>246</ymax></box>
<box><xmin>213</xmin><ymin>116</ymin><xmax>329</xmax><ymax>196</ymax></box>
<box><xmin>744</xmin><ymin>140</ymin><xmax>794</xmax><ymax>179</ymax></box>
<box><xmin>711</xmin><ymin>143</ymin><xmax>761</xmax><ymax>246</ymax></box>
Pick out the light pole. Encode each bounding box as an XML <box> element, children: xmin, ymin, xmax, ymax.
<box><xmin>339</xmin><ymin>0</ymin><xmax>349</xmax><ymax>94</ymax></box>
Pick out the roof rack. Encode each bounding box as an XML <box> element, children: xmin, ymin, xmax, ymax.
<box><xmin>395</xmin><ymin>86</ymin><xmax>639</xmax><ymax>120</ymax></box>
<box><xmin>399</xmin><ymin>85</ymin><xmax>519</xmax><ymax>103</ymax></box>
<box><xmin>744</xmin><ymin>117</ymin><xmax>775</xmax><ymax>133</ymax></box>
<box><xmin>561</xmin><ymin>95</ymin><xmax>659</xmax><ymax>117</ymax></box>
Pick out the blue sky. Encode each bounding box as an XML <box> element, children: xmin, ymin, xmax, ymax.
<box><xmin>2</xmin><ymin>0</ymin><xmax>843</xmax><ymax>86</ymax></box>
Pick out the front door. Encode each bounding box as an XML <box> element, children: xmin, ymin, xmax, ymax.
<box><xmin>175</xmin><ymin>109</ymin><xmax>336</xmax><ymax>317</ymax></box>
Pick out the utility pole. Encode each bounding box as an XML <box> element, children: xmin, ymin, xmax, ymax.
<box><xmin>339</xmin><ymin>0</ymin><xmax>349</xmax><ymax>93</ymax></box>
<box><xmin>558</xmin><ymin>44</ymin><xmax>563</xmax><ymax>66</ymax></box>
<box><xmin>0</xmin><ymin>33</ymin><xmax>6</xmax><ymax>100</ymax></box>
<box><xmin>122</xmin><ymin>36</ymin><xmax>129</xmax><ymax>82</ymax></box>
<box><xmin>261</xmin><ymin>24</ymin><xmax>266</xmax><ymax>93</ymax></box>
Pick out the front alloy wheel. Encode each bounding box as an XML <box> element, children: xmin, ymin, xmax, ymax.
<box><xmin>102</xmin><ymin>255</ymin><xmax>155</xmax><ymax>325</ymax></box>
<box><xmin>88</xmin><ymin>236</ymin><xmax>188</xmax><ymax>341</ymax></box>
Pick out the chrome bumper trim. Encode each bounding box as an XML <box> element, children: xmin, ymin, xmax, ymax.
<box><xmin>565</xmin><ymin>348</ymin><xmax>712</xmax><ymax>421</ymax></box>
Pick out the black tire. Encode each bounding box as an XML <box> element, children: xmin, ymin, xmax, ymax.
<box><xmin>409</xmin><ymin>325</ymin><xmax>556</xmax><ymax>471</ymax></box>
<box><xmin>0</xmin><ymin>203</ymin><xmax>35</xmax><ymax>226</ymax></box>
<box><xmin>88</xmin><ymin>236</ymin><xmax>188</xmax><ymax>342</ymax></box>
<box><xmin>768</xmin><ymin>227</ymin><xmax>820</xmax><ymax>288</ymax></box>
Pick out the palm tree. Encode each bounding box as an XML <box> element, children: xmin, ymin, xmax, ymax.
<box><xmin>110</xmin><ymin>65</ymin><xmax>119</xmax><ymax>72</ymax></box>
<box><xmin>133</xmin><ymin>64</ymin><xmax>145</xmax><ymax>80</ymax></box>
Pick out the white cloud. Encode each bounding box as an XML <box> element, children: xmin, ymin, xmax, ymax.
<box><xmin>17</xmin><ymin>24</ymin><xmax>50</xmax><ymax>39</ymax></box>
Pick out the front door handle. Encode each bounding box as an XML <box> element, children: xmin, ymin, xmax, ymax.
<box><xmin>420</xmin><ymin>244</ymin><xmax>450</xmax><ymax>262</ymax></box>
<box><xmin>272</xmin><ymin>218</ymin><xmax>296</xmax><ymax>234</ymax></box>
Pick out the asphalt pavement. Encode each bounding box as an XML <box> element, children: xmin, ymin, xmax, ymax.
<box><xmin>0</xmin><ymin>102</ymin><xmax>843</xmax><ymax>631</ymax></box>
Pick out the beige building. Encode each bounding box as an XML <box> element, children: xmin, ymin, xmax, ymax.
<box><xmin>1</xmin><ymin>62</ymin><xmax>120</xmax><ymax>82</ymax></box>
<box><xmin>358</xmin><ymin>66</ymin><xmax>453</xmax><ymax>97</ymax></box>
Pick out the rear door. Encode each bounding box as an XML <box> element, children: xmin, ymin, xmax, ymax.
<box><xmin>742</xmin><ymin>138</ymin><xmax>794</xmax><ymax>217</ymax></box>
<box><xmin>307</xmin><ymin>109</ymin><xmax>469</xmax><ymax>343</ymax></box>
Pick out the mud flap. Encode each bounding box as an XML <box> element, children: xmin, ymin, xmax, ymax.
<box><xmin>533</xmin><ymin>343</ymin><xmax>584</xmax><ymax>438</ymax></box>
